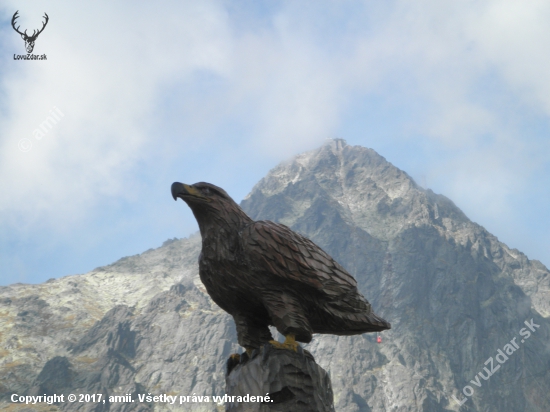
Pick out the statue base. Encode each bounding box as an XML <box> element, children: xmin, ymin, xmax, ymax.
<box><xmin>225</xmin><ymin>344</ymin><xmax>334</xmax><ymax>412</ymax></box>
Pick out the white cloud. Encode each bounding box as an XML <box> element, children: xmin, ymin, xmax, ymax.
<box><xmin>0</xmin><ymin>0</ymin><xmax>233</xmax><ymax>232</ymax></box>
<box><xmin>467</xmin><ymin>0</ymin><xmax>550</xmax><ymax>112</ymax></box>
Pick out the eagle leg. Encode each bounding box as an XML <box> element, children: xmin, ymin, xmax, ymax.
<box><xmin>263</xmin><ymin>291</ymin><xmax>313</xmax><ymax>343</ymax></box>
<box><xmin>229</xmin><ymin>348</ymin><xmax>254</xmax><ymax>363</ymax></box>
<box><xmin>233</xmin><ymin>313</ymin><xmax>273</xmax><ymax>350</ymax></box>
<box><xmin>226</xmin><ymin>353</ymin><xmax>241</xmax><ymax>376</ymax></box>
<box><xmin>228</xmin><ymin>353</ymin><xmax>241</xmax><ymax>364</ymax></box>
<box><xmin>269</xmin><ymin>334</ymin><xmax>299</xmax><ymax>352</ymax></box>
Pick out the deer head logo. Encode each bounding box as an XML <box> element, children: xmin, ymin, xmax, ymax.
<box><xmin>11</xmin><ymin>11</ymin><xmax>49</xmax><ymax>54</ymax></box>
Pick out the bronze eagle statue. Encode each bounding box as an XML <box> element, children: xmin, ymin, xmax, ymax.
<box><xmin>171</xmin><ymin>181</ymin><xmax>390</xmax><ymax>354</ymax></box>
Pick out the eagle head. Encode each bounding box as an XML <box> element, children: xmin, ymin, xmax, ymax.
<box><xmin>171</xmin><ymin>182</ymin><xmax>251</xmax><ymax>232</ymax></box>
<box><xmin>171</xmin><ymin>181</ymin><xmax>231</xmax><ymax>203</ymax></box>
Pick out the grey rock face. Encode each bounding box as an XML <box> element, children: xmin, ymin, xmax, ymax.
<box><xmin>242</xmin><ymin>139</ymin><xmax>550</xmax><ymax>411</ymax></box>
<box><xmin>1</xmin><ymin>139</ymin><xmax>549</xmax><ymax>411</ymax></box>
<box><xmin>225</xmin><ymin>345</ymin><xmax>334</xmax><ymax>412</ymax></box>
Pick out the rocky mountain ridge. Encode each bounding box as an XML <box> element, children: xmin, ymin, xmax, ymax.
<box><xmin>1</xmin><ymin>139</ymin><xmax>549</xmax><ymax>411</ymax></box>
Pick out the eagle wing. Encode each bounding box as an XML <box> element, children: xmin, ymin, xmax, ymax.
<box><xmin>240</xmin><ymin>220</ymin><xmax>360</xmax><ymax>298</ymax></box>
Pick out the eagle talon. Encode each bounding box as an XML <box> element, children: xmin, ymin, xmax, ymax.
<box><xmin>269</xmin><ymin>334</ymin><xmax>299</xmax><ymax>352</ymax></box>
<box><xmin>226</xmin><ymin>353</ymin><xmax>242</xmax><ymax>376</ymax></box>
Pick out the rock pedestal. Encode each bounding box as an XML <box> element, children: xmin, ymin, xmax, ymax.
<box><xmin>225</xmin><ymin>344</ymin><xmax>334</xmax><ymax>412</ymax></box>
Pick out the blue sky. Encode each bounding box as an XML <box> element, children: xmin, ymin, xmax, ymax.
<box><xmin>1</xmin><ymin>0</ymin><xmax>549</xmax><ymax>286</ymax></box>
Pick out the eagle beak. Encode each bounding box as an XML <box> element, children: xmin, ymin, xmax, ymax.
<box><xmin>171</xmin><ymin>182</ymin><xmax>210</xmax><ymax>202</ymax></box>
<box><xmin>171</xmin><ymin>182</ymin><xmax>189</xmax><ymax>201</ymax></box>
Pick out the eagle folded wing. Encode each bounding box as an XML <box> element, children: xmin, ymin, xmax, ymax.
<box><xmin>240</xmin><ymin>220</ymin><xmax>359</xmax><ymax>296</ymax></box>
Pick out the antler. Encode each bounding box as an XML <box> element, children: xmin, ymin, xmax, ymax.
<box><xmin>11</xmin><ymin>11</ymin><xmax>49</xmax><ymax>40</ymax></box>
<box><xmin>28</xmin><ymin>13</ymin><xmax>49</xmax><ymax>40</ymax></box>
<box><xmin>32</xmin><ymin>13</ymin><xmax>49</xmax><ymax>39</ymax></box>
<box><xmin>11</xmin><ymin>11</ymin><xmax>27</xmax><ymax>37</ymax></box>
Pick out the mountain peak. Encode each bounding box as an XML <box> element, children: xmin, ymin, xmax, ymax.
<box><xmin>242</xmin><ymin>140</ymin><xmax>549</xmax><ymax>317</ymax></box>
<box><xmin>243</xmin><ymin>140</ymin><xmax>467</xmax><ymax>241</ymax></box>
